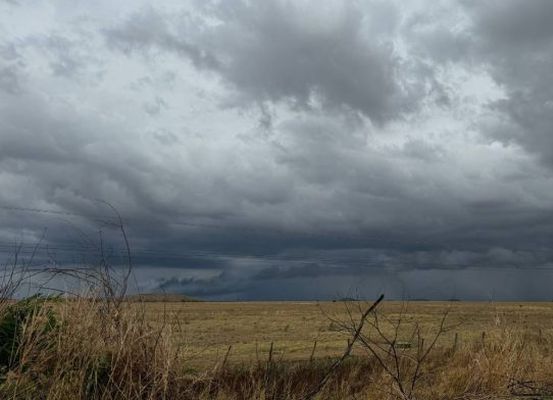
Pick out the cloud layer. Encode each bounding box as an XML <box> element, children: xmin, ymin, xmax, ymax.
<box><xmin>1</xmin><ymin>0</ymin><xmax>553</xmax><ymax>300</ymax></box>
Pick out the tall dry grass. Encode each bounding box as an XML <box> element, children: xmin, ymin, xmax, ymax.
<box><xmin>0</xmin><ymin>295</ymin><xmax>184</xmax><ymax>400</ymax></box>
<box><xmin>2</xmin><ymin>290</ymin><xmax>553</xmax><ymax>399</ymax></box>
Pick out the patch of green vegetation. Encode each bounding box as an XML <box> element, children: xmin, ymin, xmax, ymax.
<box><xmin>0</xmin><ymin>295</ymin><xmax>58</xmax><ymax>373</ymax></box>
<box><xmin>84</xmin><ymin>351</ymin><xmax>113</xmax><ymax>397</ymax></box>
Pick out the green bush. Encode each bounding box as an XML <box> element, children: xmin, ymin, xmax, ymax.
<box><xmin>0</xmin><ymin>295</ymin><xmax>58</xmax><ymax>373</ymax></box>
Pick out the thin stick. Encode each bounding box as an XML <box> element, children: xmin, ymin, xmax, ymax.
<box><xmin>221</xmin><ymin>345</ymin><xmax>232</xmax><ymax>370</ymax></box>
<box><xmin>304</xmin><ymin>294</ymin><xmax>384</xmax><ymax>400</ymax></box>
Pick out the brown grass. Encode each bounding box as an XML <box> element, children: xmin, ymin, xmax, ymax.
<box><xmin>141</xmin><ymin>300</ymin><xmax>553</xmax><ymax>364</ymax></box>
<box><xmin>2</xmin><ymin>295</ymin><xmax>553</xmax><ymax>399</ymax></box>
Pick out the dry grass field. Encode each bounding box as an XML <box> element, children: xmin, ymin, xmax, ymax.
<box><xmin>4</xmin><ymin>290</ymin><xmax>553</xmax><ymax>399</ymax></box>
<box><xmin>144</xmin><ymin>300</ymin><xmax>553</xmax><ymax>367</ymax></box>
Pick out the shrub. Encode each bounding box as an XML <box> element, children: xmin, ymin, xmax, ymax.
<box><xmin>0</xmin><ymin>295</ymin><xmax>57</xmax><ymax>373</ymax></box>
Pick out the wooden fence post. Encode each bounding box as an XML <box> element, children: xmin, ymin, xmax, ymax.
<box><xmin>268</xmin><ymin>341</ymin><xmax>274</xmax><ymax>364</ymax></box>
<box><xmin>453</xmin><ymin>332</ymin><xmax>458</xmax><ymax>352</ymax></box>
<box><xmin>309</xmin><ymin>340</ymin><xmax>318</xmax><ymax>364</ymax></box>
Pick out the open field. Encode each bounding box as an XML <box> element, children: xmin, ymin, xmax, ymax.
<box><xmin>143</xmin><ymin>300</ymin><xmax>553</xmax><ymax>367</ymax></box>
<box><xmin>4</xmin><ymin>294</ymin><xmax>553</xmax><ymax>399</ymax></box>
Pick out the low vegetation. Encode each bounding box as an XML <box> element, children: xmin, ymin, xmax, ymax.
<box><xmin>2</xmin><ymin>286</ymin><xmax>553</xmax><ymax>399</ymax></box>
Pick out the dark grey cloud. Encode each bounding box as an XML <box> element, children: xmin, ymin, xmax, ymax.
<box><xmin>1</xmin><ymin>0</ymin><xmax>553</xmax><ymax>300</ymax></box>
<box><xmin>106</xmin><ymin>1</ymin><xmax>436</xmax><ymax>124</ymax></box>
<box><xmin>468</xmin><ymin>1</ymin><xmax>553</xmax><ymax>167</ymax></box>
<box><xmin>467</xmin><ymin>0</ymin><xmax>553</xmax><ymax>48</ymax></box>
<box><xmin>409</xmin><ymin>0</ymin><xmax>553</xmax><ymax>167</ymax></box>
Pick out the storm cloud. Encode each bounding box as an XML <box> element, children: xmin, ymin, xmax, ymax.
<box><xmin>1</xmin><ymin>0</ymin><xmax>553</xmax><ymax>300</ymax></box>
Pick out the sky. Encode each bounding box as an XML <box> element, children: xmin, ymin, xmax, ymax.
<box><xmin>1</xmin><ymin>0</ymin><xmax>553</xmax><ymax>300</ymax></box>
